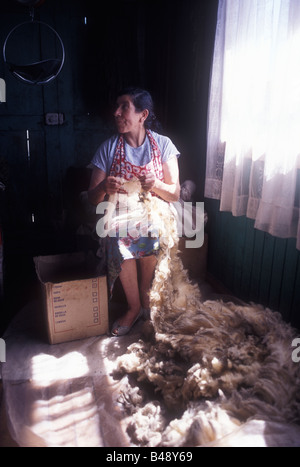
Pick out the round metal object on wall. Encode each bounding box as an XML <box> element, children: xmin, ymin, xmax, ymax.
<box><xmin>3</xmin><ymin>19</ymin><xmax>65</xmax><ymax>85</ymax></box>
<box><xmin>14</xmin><ymin>0</ymin><xmax>46</xmax><ymax>7</ymax></box>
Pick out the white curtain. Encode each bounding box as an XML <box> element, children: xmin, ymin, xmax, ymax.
<box><xmin>205</xmin><ymin>0</ymin><xmax>300</xmax><ymax>250</ymax></box>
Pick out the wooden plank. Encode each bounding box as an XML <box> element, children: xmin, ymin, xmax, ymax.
<box><xmin>28</xmin><ymin>130</ymin><xmax>48</xmax><ymax>225</ymax></box>
<box><xmin>249</xmin><ymin>228</ymin><xmax>265</xmax><ymax>303</ymax></box>
<box><xmin>42</xmin><ymin>124</ymin><xmax>64</xmax><ymax>221</ymax></box>
<box><xmin>258</xmin><ymin>232</ymin><xmax>275</xmax><ymax>307</ymax></box>
<box><xmin>74</xmin><ymin>129</ymin><xmax>115</xmax><ymax>168</ymax></box>
<box><xmin>204</xmin><ymin>198</ymin><xmax>221</xmax><ymax>277</ymax></box>
<box><xmin>0</xmin><ymin>116</ymin><xmax>43</xmax><ymax>131</ymax></box>
<box><xmin>290</xmin><ymin>256</ymin><xmax>300</xmax><ymax>330</ymax></box>
<box><xmin>218</xmin><ymin>211</ymin><xmax>235</xmax><ymax>290</ymax></box>
<box><xmin>266</xmin><ymin>237</ymin><xmax>287</xmax><ymax>312</ymax></box>
<box><xmin>0</xmin><ymin>130</ymin><xmax>31</xmax><ymax>226</ymax></box>
<box><xmin>279</xmin><ymin>239</ymin><xmax>299</xmax><ymax>317</ymax></box>
<box><xmin>213</xmin><ymin>208</ymin><xmax>229</xmax><ymax>287</ymax></box>
<box><xmin>232</xmin><ymin>214</ymin><xmax>248</xmax><ymax>298</ymax></box>
<box><xmin>239</xmin><ymin>217</ymin><xmax>256</xmax><ymax>301</ymax></box>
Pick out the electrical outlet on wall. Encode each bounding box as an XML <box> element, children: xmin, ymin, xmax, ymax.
<box><xmin>45</xmin><ymin>113</ymin><xmax>65</xmax><ymax>125</ymax></box>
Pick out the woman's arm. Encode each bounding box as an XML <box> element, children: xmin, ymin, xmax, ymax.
<box><xmin>87</xmin><ymin>167</ymin><xmax>122</xmax><ymax>205</ymax></box>
<box><xmin>140</xmin><ymin>156</ymin><xmax>180</xmax><ymax>202</ymax></box>
<box><xmin>88</xmin><ymin>154</ymin><xmax>180</xmax><ymax>205</ymax></box>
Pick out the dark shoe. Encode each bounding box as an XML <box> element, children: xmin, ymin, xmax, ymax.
<box><xmin>111</xmin><ymin>309</ymin><xmax>143</xmax><ymax>337</ymax></box>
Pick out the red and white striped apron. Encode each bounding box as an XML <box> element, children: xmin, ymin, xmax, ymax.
<box><xmin>110</xmin><ymin>129</ymin><xmax>164</xmax><ymax>183</ymax></box>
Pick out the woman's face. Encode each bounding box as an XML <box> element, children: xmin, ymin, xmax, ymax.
<box><xmin>113</xmin><ymin>94</ymin><xmax>146</xmax><ymax>134</ymax></box>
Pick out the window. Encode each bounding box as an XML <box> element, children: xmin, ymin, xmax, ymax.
<box><xmin>205</xmin><ymin>0</ymin><xmax>300</xmax><ymax>249</ymax></box>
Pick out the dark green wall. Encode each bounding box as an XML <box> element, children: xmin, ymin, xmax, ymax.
<box><xmin>205</xmin><ymin>199</ymin><xmax>300</xmax><ymax>330</ymax></box>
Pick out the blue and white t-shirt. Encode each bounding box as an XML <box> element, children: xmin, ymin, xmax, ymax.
<box><xmin>91</xmin><ymin>131</ymin><xmax>180</xmax><ymax>173</ymax></box>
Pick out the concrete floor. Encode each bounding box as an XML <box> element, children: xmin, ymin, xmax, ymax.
<box><xmin>0</xmin><ymin>241</ymin><xmax>211</xmax><ymax>447</ymax></box>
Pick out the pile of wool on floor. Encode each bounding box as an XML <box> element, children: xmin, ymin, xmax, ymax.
<box><xmin>109</xmin><ymin>181</ymin><xmax>300</xmax><ymax>447</ymax></box>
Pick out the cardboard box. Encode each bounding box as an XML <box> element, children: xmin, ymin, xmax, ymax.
<box><xmin>34</xmin><ymin>252</ymin><xmax>108</xmax><ymax>344</ymax></box>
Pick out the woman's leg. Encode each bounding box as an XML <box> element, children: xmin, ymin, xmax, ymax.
<box><xmin>112</xmin><ymin>254</ymin><xmax>157</xmax><ymax>334</ymax></box>
<box><xmin>139</xmin><ymin>254</ymin><xmax>157</xmax><ymax>310</ymax></box>
<box><xmin>112</xmin><ymin>258</ymin><xmax>141</xmax><ymax>332</ymax></box>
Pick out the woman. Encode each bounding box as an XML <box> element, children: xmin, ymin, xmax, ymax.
<box><xmin>88</xmin><ymin>87</ymin><xmax>180</xmax><ymax>336</ymax></box>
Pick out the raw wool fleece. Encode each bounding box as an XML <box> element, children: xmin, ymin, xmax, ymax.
<box><xmin>109</xmin><ymin>179</ymin><xmax>300</xmax><ymax>447</ymax></box>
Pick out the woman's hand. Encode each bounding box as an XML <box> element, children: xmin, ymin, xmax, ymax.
<box><xmin>138</xmin><ymin>172</ymin><xmax>156</xmax><ymax>191</ymax></box>
<box><xmin>88</xmin><ymin>169</ymin><xmax>124</xmax><ymax>205</ymax></box>
<box><xmin>102</xmin><ymin>176</ymin><xmax>123</xmax><ymax>195</ymax></box>
<box><xmin>141</xmin><ymin>157</ymin><xmax>180</xmax><ymax>202</ymax></box>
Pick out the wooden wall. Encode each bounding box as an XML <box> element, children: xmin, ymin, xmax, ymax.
<box><xmin>205</xmin><ymin>199</ymin><xmax>300</xmax><ymax>330</ymax></box>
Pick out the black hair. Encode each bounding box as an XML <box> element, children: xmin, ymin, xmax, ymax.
<box><xmin>116</xmin><ymin>86</ymin><xmax>162</xmax><ymax>132</ymax></box>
